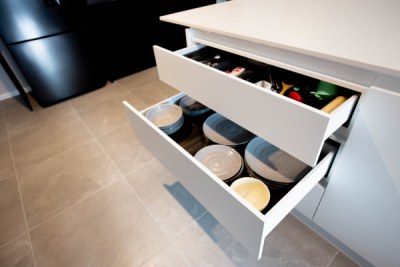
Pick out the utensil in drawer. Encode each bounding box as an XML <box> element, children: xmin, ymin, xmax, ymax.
<box><xmin>279</xmin><ymin>81</ymin><xmax>294</xmax><ymax>95</ymax></box>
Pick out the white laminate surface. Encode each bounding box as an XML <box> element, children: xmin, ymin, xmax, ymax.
<box><xmin>160</xmin><ymin>0</ymin><xmax>400</xmax><ymax>77</ymax></box>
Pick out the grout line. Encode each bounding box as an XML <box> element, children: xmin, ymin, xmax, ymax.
<box><xmin>168</xmin><ymin>210</ymin><xmax>209</xmax><ymax>242</ymax></box>
<box><xmin>4</xmin><ymin>102</ymin><xmax>74</xmax><ymax>139</ymax></box>
<box><xmin>326</xmin><ymin>250</ymin><xmax>340</xmax><ymax>267</ymax></box>
<box><xmin>170</xmin><ymin>240</ymin><xmax>193</xmax><ymax>267</ymax></box>
<box><xmin>68</xmin><ymin>101</ymin><xmax>125</xmax><ymax>179</ymax></box>
<box><xmin>27</xmin><ymin>177</ymin><xmax>124</xmax><ymax>233</ymax></box>
<box><xmin>121</xmin><ymin>160</ymin><xmax>185</xmax><ymax>264</ymax></box>
<box><xmin>13</xmin><ymin>138</ymin><xmax>96</xmax><ymax>175</ymax></box>
<box><xmin>5</xmin><ymin>115</ymin><xmax>38</xmax><ymax>267</ymax></box>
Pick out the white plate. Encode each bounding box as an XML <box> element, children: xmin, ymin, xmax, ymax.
<box><xmin>194</xmin><ymin>144</ymin><xmax>243</xmax><ymax>181</ymax></box>
<box><xmin>245</xmin><ymin>137</ymin><xmax>310</xmax><ymax>184</ymax></box>
<box><xmin>203</xmin><ymin>113</ymin><xmax>256</xmax><ymax>146</ymax></box>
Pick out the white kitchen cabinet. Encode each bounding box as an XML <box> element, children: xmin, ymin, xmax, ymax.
<box><xmin>123</xmin><ymin>0</ymin><xmax>400</xmax><ymax>265</ymax></box>
<box><xmin>313</xmin><ymin>87</ymin><xmax>400</xmax><ymax>267</ymax></box>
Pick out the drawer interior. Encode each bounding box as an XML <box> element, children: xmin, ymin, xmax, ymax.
<box><xmin>154</xmin><ymin>45</ymin><xmax>358</xmax><ymax>166</ymax></box>
<box><xmin>155</xmin><ymin>94</ymin><xmax>338</xmax><ymax>213</ymax></box>
<box><xmin>184</xmin><ymin>46</ymin><xmax>358</xmax><ymax>113</ymax></box>
<box><xmin>123</xmin><ymin>94</ymin><xmax>338</xmax><ymax>258</ymax></box>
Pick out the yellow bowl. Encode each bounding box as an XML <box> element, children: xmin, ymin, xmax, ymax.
<box><xmin>230</xmin><ymin>177</ymin><xmax>270</xmax><ymax>211</ymax></box>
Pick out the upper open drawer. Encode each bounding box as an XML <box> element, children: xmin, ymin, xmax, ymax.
<box><xmin>123</xmin><ymin>94</ymin><xmax>337</xmax><ymax>259</ymax></box>
<box><xmin>154</xmin><ymin>44</ymin><xmax>360</xmax><ymax>166</ymax></box>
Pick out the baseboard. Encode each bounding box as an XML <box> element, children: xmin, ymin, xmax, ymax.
<box><xmin>0</xmin><ymin>87</ymin><xmax>31</xmax><ymax>101</ymax></box>
<box><xmin>291</xmin><ymin>209</ymin><xmax>373</xmax><ymax>267</ymax></box>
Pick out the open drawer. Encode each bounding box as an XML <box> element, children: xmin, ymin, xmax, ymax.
<box><xmin>123</xmin><ymin>94</ymin><xmax>337</xmax><ymax>259</ymax></box>
<box><xmin>154</xmin><ymin>44</ymin><xmax>359</xmax><ymax>166</ymax></box>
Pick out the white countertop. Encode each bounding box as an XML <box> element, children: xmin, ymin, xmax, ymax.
<box><xmin>160</xmin><ymin>0</ymin><xmax>400</xmax><ymax>77</ymax></box>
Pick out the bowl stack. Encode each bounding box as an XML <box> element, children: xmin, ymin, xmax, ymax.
<box><xmin>145</xmin><ymin>103</ymin><xmax>184</xmax><ymax>135</ymax></box>
<box><xmin>244</xmin><ymin>137</ymin><xmax>310</xmax><ymax>191</ymax></box>
<box><xmin>179</xmin><ymin>95</ymin><xmax>211</xmax><ymax>117</ymax></box>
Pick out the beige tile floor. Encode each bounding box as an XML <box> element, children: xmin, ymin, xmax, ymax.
<box><xmin>0</xmin><ymin>67</ymin><xmax>360</xmax><ymax>267</ymax></box>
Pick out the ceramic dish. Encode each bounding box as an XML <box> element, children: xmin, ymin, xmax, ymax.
<box><xmin>179</xmin><ymin>95</ymin><xmax>210</xmax><ymax>116</ymax></box>
<box><xmin>203</xmin><ymin>113</ymin><xmax>256</xmax><ymax>146</ymax></box>
<box><xmin>245</xmin><ymin>137</ymin><xmax>310</xmax><ymax>184</ymax></box>
<box><xmin>145</xmin><ymin>103</ymin><xmax>184</xmax><ymax>134</ymax></box>
<box><xmin>194</xmin><ymin>144</ymin><xmax>243</xmax><ymax>181</ymax></box>
<box><xmin>230</xmin><ymin>177</ymin><xmax>270</xmax><ymax>211</ymax></box>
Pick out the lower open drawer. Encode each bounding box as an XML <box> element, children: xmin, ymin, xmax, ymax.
<box><xmin>123</xmin><ymin>94</ymin><xmax>336</xmax><ymax>259</ymax></box>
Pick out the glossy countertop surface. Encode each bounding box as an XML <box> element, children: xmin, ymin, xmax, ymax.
<box><xmin>160</xmin><ymin>0</ymin><xmax>400</xmax><ymax>77</ymax></box>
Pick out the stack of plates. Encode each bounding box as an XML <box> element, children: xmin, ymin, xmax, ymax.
<box><xmin>179</xmin><ymin>95</ymin><xmax>210</xmax><ymax>117</ymax></box>
<box><xmin>244</xmin><ymin>137</ymin><xmax>310</xmax><ymax>190</ymax></box>
<box><xmin>203</xmin><ymin>113</ymin><xmax>256</xmax><ymax>147</ymax></box>
<box><xmin>145</xmin><ymin>103</ymin><xmax>184</xmax><ymax>135</ymax></box>
<box><xmin>194</xmin><ymin>144</ymin><xmax>244</xmax><ymax>182</ymax></box>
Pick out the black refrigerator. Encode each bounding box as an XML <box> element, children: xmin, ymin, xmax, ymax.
<box><xmin>0</xmin><ymin>0</ymin><xmax>215</xmax><ymax>107</ymax></box>
<box><xmin>0</xmin><ymin>0</ymin><xmax>107</xmax><ymax>107</ymax></box>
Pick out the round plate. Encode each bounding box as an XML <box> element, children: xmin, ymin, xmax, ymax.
<box><xmin>203</xmin><ymin>113</ymin><xmax>256</xmax><ymax>146</ymax></box>
<box><xmin>245</xmin><ymin>137</ymin><xmax>310</xmax><ymax>183</ymax></box>
<box><xmin>230</xmin><ymin>177</ymin><xmax>270</xmax><ymax>211</ymax></box>
<box><xmin>194</xmin><ymin>145</ymin><xmax>243</xmax><ymax>181</ymax></box>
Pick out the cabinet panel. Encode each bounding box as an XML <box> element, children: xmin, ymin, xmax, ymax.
<box><xmin>294</xmin><ymin>182</ymin><xmax>325</xmax><ymax>220</ymax></box>
<box><xmin>314</xmin><ymin>87</ymin><xmax>400</xmax><ymax>267</ymax></box>
<box><xmin>123</xmin><ymin>95</ymin><xmax>336</xmax><ymax>259</ymax></box>
<box><xmin>154</xmin><ymin>45</ymin><xmax>358</xmax><ymax>166</ymax></box>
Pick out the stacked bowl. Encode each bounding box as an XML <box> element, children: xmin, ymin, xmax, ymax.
<box><xmin>179</xmin><ymin>95</ymin><xmax>211</xmax><ymax>117</ymax></box>
<box><xmin>145</xmin><ymin>103</ymin><xmax>184</xmax><ymax>135</ymax></box>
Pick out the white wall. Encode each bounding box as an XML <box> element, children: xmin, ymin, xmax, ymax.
<box><xmin>0</xmin><ymin>39</ymin><xmax>30</xmax><ymax>101</ymax></box>
<box><xmin>0</xmin><ymin>49</ymin><xmax>30</xmax><ymax>101</ymax></box>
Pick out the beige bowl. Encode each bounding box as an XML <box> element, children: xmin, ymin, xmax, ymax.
<box><xmin>230</xmin><ymin>177</ymin><xmax>270</xmax><ymax>211</ymax></box>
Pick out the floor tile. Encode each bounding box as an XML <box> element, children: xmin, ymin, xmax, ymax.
<box><xmin>328</xmin><ymin>252</ymin><xmax>360</xmax><ymax>267</ymax></box>
<box><xmin>69</xmin><ymin>82</ymin><xmax>128</xmax><ymax>112</ymax></box>
<box><xmin>259</xmin><ymin>214</ymin><xmax>339</xmax><ymax>266</ymax></box>
<box><xmin>30</xmin><ymin>179</ymin><xmax>170</xmax><ymax>267</ymax></box>
<box><xmin>0</xmin><ymin>233</ymin><xmax>35</xmax><ymax>267</ymax></box>
<box><xmin>126</xmin><ymin>160</ymin><xmax>206</xmax><ymax>239</ymax></box>
<box><xmin>0</xmin><ymin>176</ymin><xmax>26</xmax><ymax>247</ymax></box>
<box><xmin>139</xmin><ymin>242</ymin><xmax>189</xmax><ymax>267</ymax></box>
<box><xmin>172</xmin><ymin>212</ymin><xmax>241</xmax><ymax>267</ymax></box>
<box><xmin>0</xmin><ymin>139</ymin><xmax>15</xmax><ymax>181</ymax></box>
<box><xmin>122</xmin><ymin>79</ymin><xmax>180</xmax><ymax>107</ymax></box>
<box><xmin>10</xmin><ymin>113</ymin><xmax>92</xmax><ymax>172</ymax></box>
<box><xmin>97</xmin><ymin>124</ymin><xmax>154</xmax><ymax>176</ymax></box>
<box><xmin>1</xmin><ymin>94</ymin><xmax>36</xmax><ymax>113</ymax></box>
<box><xmin>77</xmin><ymin>93</ymin><xmax>147</xmax><ymax>137</ymax></box>
<box><xmin>173</xmin><ymin>212</ymin><xmax>340</xmax><ymax>267</ymax></box>
<box><xmin>0</xmin><ymin>108</ymin><xmax>7</xmax><ymax>141</ymax></box>
<box><xmin>116</xmin><ymin>67</ymin><xmax>159</xmax><ymax>91</ymax></box>
<box><xmin>4</xmin><ymin>95</ymin><xmax>74</xmax><ymax>137</ymax></box>
<box><xmin>18</xmin><ymin>140</ymin><xmax>122</xmax><ymax>229</ymax></box>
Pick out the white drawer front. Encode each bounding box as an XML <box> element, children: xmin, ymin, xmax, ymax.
<box><xmin>154</xmin><ymin>45</ymin><xmax>357</xmax><ymax>166</ymax></box>
<box><xmin>123</xmin><ymin>96</ymin><xmax>336</xmax><ymax>259</ymax></box>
